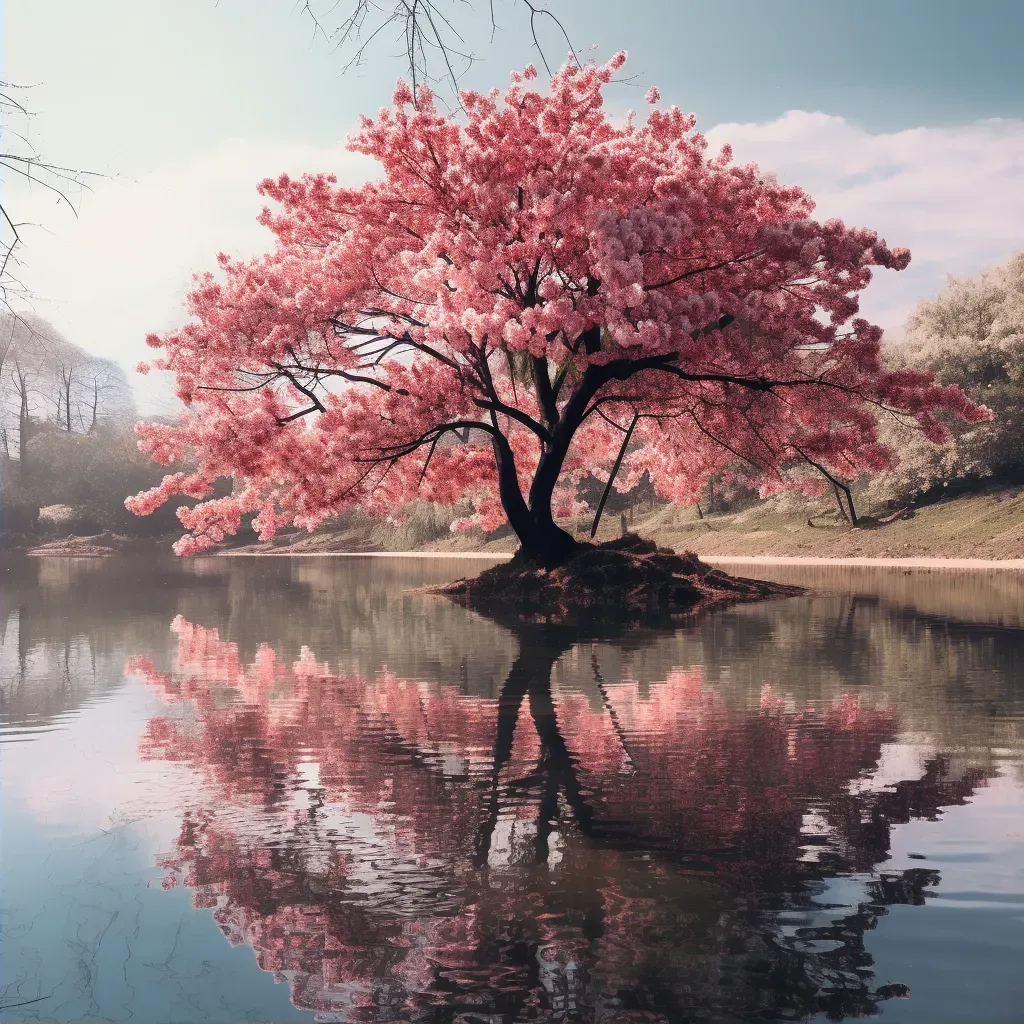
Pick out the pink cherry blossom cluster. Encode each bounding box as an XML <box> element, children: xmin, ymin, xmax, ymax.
<box><xmin>127</xmin><ymin>54</ymin><xmax>989</xmax><ymax>553</ymax></box>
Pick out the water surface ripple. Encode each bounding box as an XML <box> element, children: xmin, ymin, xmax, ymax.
<box><xmin>2</xmin><ymin>555</ymin><xmax>1022</xmax><ymax>1023</ymax></box>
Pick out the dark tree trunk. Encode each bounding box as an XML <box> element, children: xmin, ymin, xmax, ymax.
<box><xmin>831</xmin><ymin>481</ymin><xmax>858</xmax><ymax>526</ymax></box>
<box><xmin>491</xmin><ymin>432</ymin><xmax>579</xmax><ymax>569</ymax></box>
<box><xmin>833</xmin><ymin>483</ymin><xmax>851</xmax><ymax>522</ymax></box>
<box><xmin>486</xmin><ymin>355</ymin><xmax>582</xmax><ymax>569</ymax></box>
<box><xmin>521</xmin><ymin>453</ymin><xmax>579</xmax><ymax>568</ymax></box>
<box><xmin>487</xmin><ymin>322</ymin><xmax>739</xmax><ymax>569</ymax></box>
<box><xmin>508</xmin><ymin>493</ymin><xmax>578</xmax><ymax>569</ymax></box>
<box><xmin>518</xmin><ymin>519</ymin><xmax>578</xmax><ymax>568</ymax></box>
<box><xmin>844</xmin><ymin>485</ymin><xmax>859</xmax><ymax>527</ymax></box>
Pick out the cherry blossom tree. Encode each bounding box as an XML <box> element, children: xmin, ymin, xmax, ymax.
<box><xmin>128</xmin><ymin>55</ymin><xmax>988</xmax><ymax>565</ymax></box>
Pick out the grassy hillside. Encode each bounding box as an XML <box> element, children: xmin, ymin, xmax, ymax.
<box><xmin>619</xmin><ymin>486</ymin><xmax>1024</xmax><ymax>560</ymax></box>
<box><xmin>229</xmin><ymin>485</ymin><xmax>1024</xmax><ymax>560</ymax></box>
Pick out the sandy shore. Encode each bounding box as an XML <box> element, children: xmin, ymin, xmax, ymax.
<box><xmin>703</xmin><ymin>555</ymin><xmax>1024</xmax><ymax>570</ymax></box>
<box><xmin>217</xmin><ymin>550</ymin><xmax>511</xmax><ymax>559</ymax></box>
<box><xmin>214</xmin><ymin>550</ymin><xmax>1024</xmax><ymax>570</ymax></box>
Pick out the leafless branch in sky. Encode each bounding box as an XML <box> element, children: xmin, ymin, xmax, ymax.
<box><xmin>292</xmin><ymin>1</ymin><xmax>578</xmax><ymax>101</ymax></box>
<box><xmin>0</xmin><ymin>82</ymin><xmax>101</xmax><ymax>312</ymax></box>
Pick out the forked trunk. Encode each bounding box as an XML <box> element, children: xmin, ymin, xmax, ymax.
<box><xmin>492</xmin><ymin>433</ymin><xmax>579</xmax><ymax>569</ymax></box>
<box><xmin>500</xmin><ymin>468</ymin><xmax>578</xmax><ymax>568</ymax></box>
<box><xmin>516</xmin><ymin>515</ymin><xmax>578</xmax><ymax>569</ymax></box>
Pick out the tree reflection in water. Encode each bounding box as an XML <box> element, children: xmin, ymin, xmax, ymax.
<box><xmin>129</xmin><ymin>616</ymin><xmax>991</xmax><ymax>1023</ymax></box>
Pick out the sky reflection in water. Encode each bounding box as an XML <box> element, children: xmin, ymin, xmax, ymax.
<box><xmin>1</xmin><ymin>556</ymin><xmax>1022</xmax><ymax>1023</ymax></box>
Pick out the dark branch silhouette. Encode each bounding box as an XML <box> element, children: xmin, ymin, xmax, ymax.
<box><xmin>0</xmin><ymin>82</ymin><xmax>100</xmax><ymax>309</ymax></box>
<box><xmin>294</xmin><ymin>0</ymin><xmax>579</xmax><ymax>101</ymax></box>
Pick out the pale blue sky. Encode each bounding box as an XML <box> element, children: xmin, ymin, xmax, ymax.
<box><xmin>8</xmin><ymin>0</ymin><xmax>1024</xmax><ymax>172</ymax></box>
<box><xmin>4</xmin><ymin>1</ymin><xmax>1023</xmax><ymax>410</ymax></box>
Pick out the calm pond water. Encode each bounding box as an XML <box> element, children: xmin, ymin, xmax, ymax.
<box><xmin>2</xmin><ymin>555</ymin><xmax>1022</xmax><ymax>1024</ymax></box>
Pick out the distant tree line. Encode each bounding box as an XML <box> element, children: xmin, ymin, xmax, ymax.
<box><xmin>670</xmin><ymin>250</ymin><xmax>1024</xmax><ymax>526</ymax></box>
<box><xmin>0</xmin><ymin>313</ymin><xmax>186</xmax><ymax>539</ymax></box>
<box><xmin>1</xmin><ymin>314</ymin><xmax>134</xmax><ymax>457</ymax></box>
<box><xmin>865</xmin><ymin>250</ymin><xmax>1024</xmax><ymax>507</ymax></box>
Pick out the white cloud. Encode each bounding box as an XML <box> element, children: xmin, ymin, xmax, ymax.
<box><xmin>705</xmin><ymin>112</ymin><xmax>1024</xmax><ymax>335</ymax></box>
<box><xmin>11</xmin><ymin>114</ymin><xmax>1024</xmax><ymax>413</ymax></box>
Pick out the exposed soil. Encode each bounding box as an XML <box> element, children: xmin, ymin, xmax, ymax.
<box><xmin>435</xmin><ymin>534</ymin><xmax>802</xmax><ymax>628</ymax></box>
<box><xmin>18</xmin><ymin>533</ymin><xmax>165</xmax><ymax>557</ymax></box>
<box><xmin>24</xmin><ymin>536</ymin><xmax>120</xmax><ymax>557</ymax></box>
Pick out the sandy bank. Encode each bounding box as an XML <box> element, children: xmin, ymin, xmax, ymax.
<box><xmin>214</xmin><ymin>550</ymin><xmax>1024</xmax><ymax>570</ymax></box>
<box><xmin>703</xmin><ymin>555</ymin><xmax>1024</xmax><ymax>570</ymax></box>
<box><xmin>217</xmin><ymin>550</ymin><xmax>508</xmax><ymax>559</ymax></box>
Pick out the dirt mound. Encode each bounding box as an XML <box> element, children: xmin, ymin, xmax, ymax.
<box><xmin>437</xmin><ymin>534</ymin><xmax>801</xmax><ymax>626</ymax></box>
<box><xmin>26</xmin><ymin>533</ymin><xmax>122</xmax><ymax>557</ymax></box>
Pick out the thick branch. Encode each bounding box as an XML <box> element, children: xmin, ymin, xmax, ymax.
<box><xmin>277</xmin><ymin>405</ymin><xmax>321</xmax><ymax>425</ymax></box>
<box><xmin>532</xmin><ymin>354</ymin><xmax>559</xmax><ymax>431</ymax></box>
<box><xmin>282</xmin><ymin>361</ymin><xmax>392</xmax><ymax>391</ymax></box>
<box><xmin>271</xmin><ymin>363</ymin><xmax>326</xmax><ymax>415</ymax></box>
<box><xmin>471</xmin><ymin>396</ymin><xmax>552</xmax><ymax>444</ymax></box>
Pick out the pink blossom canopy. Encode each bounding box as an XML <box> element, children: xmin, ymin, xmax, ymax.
<box><xmin>127</xmin><ymin>54</ymin><xmax>987</xmax><ymax>556</ymax></box>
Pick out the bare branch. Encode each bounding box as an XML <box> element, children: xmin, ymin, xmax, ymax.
<box><xmin>357</xmin><ymin>418</ymin><xmax>494</xmax><ymax>462</ymax></box>
<box><xmin>293</xmin><ymin>1</ymin><xmax>577</xmax><ymax>102</ymax></box>
<box><xmin>277</xmin><ymin>404</ymin><xmax>322</xmax><ymax>424</ymax></box>
<box><xmin>793</xmin><ymin>445</ymin><xmax>859</xmax><ymax>525</ymax></box>
<box><xmin>0</xmin><ymin>81</ymin><xmax>102</xmax><ymax>309</ymax></box>
<box><xmin>271</xmin><ymin>362</ymin><xmax>327</xmax><ymax>415</ymax></box>
<box><xmin>471</xmin><ymin>394</ymin><xmax>552</xmax><ymax>443</ymax></box>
